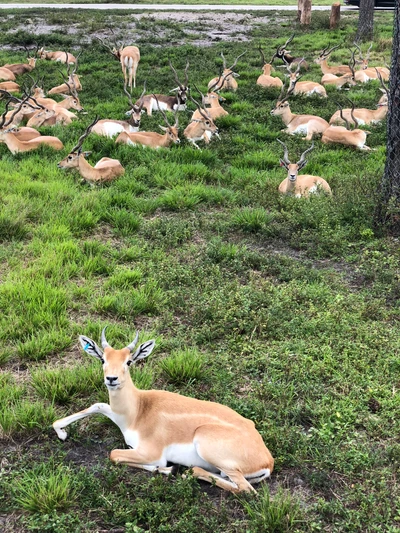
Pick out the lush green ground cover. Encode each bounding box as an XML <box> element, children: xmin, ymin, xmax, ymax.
<box><xmin>0</xmin><ymin>1</ymin><xmax>337</xmax><ymax>6</ymax></box>
<box><xmin>0</xmin><ymin>7</ymin><xmax>399</xmax><ymax>533</ymax></box>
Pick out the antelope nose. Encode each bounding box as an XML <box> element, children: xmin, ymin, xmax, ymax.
<box><xmin>106</xmin><ymin>376</ymin><xmax>118</xmax><ymax>384</ymax></box>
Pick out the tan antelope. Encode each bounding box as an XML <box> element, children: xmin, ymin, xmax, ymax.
<box><xmin>322</xmin><ymin>102</ymin><xmax>371</xmax><ymax>150</ymax></box>
<box><xmin>1</xmin><ymin>93</ymin><xmax>42</xmax><ymax>127</ymax></box>
<box><xmin>0</xmin><ymin>67</ymin><xmax>16</xmax><ymax>82</ymax></box>
<box><xmin>321</xmin><ymin>50</ymin><xmax>356</xmax><ymax>88</ymax></box>
<box><xmin>53</xmin><ymin>328</ymin><xmax>274</xmax><ymax>493</ymax></box>
<box><xmin>185</xmin><ymin>96</ymin><xmax>219</xmax><ymax>150</ymax></box>
<box><xmin>3</xmin><ymin>57</ymin><xmax>36</xmax><ymax>76</ymax></box>
<box><xmin>270</xmin><ymin>85</ymin><xmax>329</xmax><ymax>141</ymax></box>
<box><xmin>92</xmin><ymin>83</ymin><xmax>146</xmax><ymax>138</ymax></box>
<box><xmin>0</xmin><ymin>100</ymin><xmax>41</xmax><ymax>142</ymax></box>
<box><xmin>329</xmin><ymin>91</ymin><xmax>388</xmax><ymax>126</ymax></box>
<box><xmin>256</xmin><ymin>47</ymin><xmax>283</xmax><ymax>89</ymax></box>
<box><xmin>0</xmin><ymin>124</ymin><xmax>63</xmax><ymax>154</ymax></box>
<box><xmin>38</xmin><ymin>48</ymin><xmax>77</xmax><ymax>64</ymax></box>
<box><xmin>277</xmin><ymin>139</ymin><xmax>331</xmax><ymax>197</ymax></box>
<box><xmin>115</xmin><ymin>95</ymin><xmax>180</xmax><ymax>149</ymax></box>
<box><xmin>315</xmin><ymin>45</ymin><xmax>352</xmax><ymax>76</ymax></box>
<box><xmin>353</xmin><ymin>42</ymin><xmax>390</xmax><ymax>82</ymax></box>
<box><xmin>285</xmin><ymin>58</ymin><xmax>327</xmax><ymax>97</ymax></box>
<box><xmin>48</xmin><ymin>56</ymin><xmax>82</xmax><ymax>95</ymax></box>
<box><xmin>96</xmin><ymin>36</ymin><xmax>140</xmax><ymax>90</ymax></box>
<box><xmin>191</xmin><ymin>78</ymin><xmax>229</xmax><ymax>121</ymax></box>
<box><xmin>270</xmin><ymin>34</ymin><xmax>309</xmax><ymax>71</ymax></box>
<box><xmin>58</xmin><ymin>117</ymin><xmax>125</xmax><ymax>184</ymax></box>
<box><xmin>208</xmin><ymin>52</ymin><xmax>246</xmax><ymax>92</ymax></box>
<box><xmin>137</xmin><ymin>61</ymin><xmax>189</xmax><ymax>116</ymax></box>
<box><xmin>0</xmin><ymin>81</ymin><xmax>20</xmax><ymax>93</ymax></box>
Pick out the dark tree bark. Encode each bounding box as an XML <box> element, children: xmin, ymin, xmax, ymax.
<box><xmin>355</xmin><ymin>0</ymin><xmax>375</xmax><ymax>42</ymax></box>
<box><xmin>377</xmin><ymin>3</ymin><xmax>400</xmax><ymax>232</ymax></box>
<box><xmin>298</xmin><ymin>0</ymin><xmax>312</xmax><ymax>25</ymax></box>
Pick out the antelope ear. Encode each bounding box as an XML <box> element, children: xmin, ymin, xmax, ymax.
<box><xmin>59</xmin><ymin>94</ymin><xmax>69</xmax><ymax>99</ymax></box>
<box><xmin>159</xmin><ymin>125</ymin><xmax>167</xmax><ymax>132</ymax></box>
<box><xmin>379</xmin><ymin>88</ymin><xmax>386</xmax><ymax>93</ymax></box>
<box><xmin>132</xmin><ymin>340</ymin><xmax>156</xmax><ymax>362</ymax></box>
<box><xmin>298</xmin><ymin>160</ymin><xmax>307</xmax><ymax>170</ymax></box>
<box><xmin>83</xmin><ymin>151</ymin><xmax>92</xmax><ymax>158</ymax></box>
<box><xmin>279</xmin><ymin>159</ymin><xmax>288</xmax><ymax>168</ymax></box>
<box><xmin>79</xmin><ymin>335</ymin><xmax>104</xmax><ymax>361</ymax></box>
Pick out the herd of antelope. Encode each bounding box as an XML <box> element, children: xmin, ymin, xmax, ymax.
<box><xmin>0</xmin><ymin>34</ymin><xmax>390</xmax><ymax>194</ymax></box>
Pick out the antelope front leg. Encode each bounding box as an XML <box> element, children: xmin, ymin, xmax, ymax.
<box><xmin>110</xmin><ymin>447</ymin><xmax>175</xmax><ymax>475</ymax></box>
<box><xmin>53</xmin><ymin>403</ymin><xmax>113</xmax><ymax>441</ymax></box>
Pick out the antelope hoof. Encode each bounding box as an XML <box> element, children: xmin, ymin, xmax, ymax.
<box><xmin>53</xmin><ymin>425</ymin><xmax>68</xmax><ymax>441</ymax></box>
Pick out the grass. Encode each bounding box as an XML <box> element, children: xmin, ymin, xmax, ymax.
<box><xmin>0</xmin><ymin>0</ymin><xmax>344</xmax><ymax>5</ymax></box>
<box><xmin>0</xmin><ymin>6</ymin><xmax>399</xmax><ymax>533</ymax></box>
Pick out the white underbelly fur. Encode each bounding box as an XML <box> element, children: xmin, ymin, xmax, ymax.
<box><xmin>292</xmin><ymin>124</ymin><xmax>308</xmax><ymax>134</ymax></box>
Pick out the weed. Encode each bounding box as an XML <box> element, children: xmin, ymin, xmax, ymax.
<box><xmin>160</xmin><ymin>347</ymin><xmax>205</xmax><ymax>384</ymax></box>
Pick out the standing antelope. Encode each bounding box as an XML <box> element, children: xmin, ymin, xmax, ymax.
<box><xmin>277</xmin><ymin>140</ymin><xmax>331</xmax><ymax>197</ymax></box>
<box><xmin>315</xmin><ymin>45</ymin><xmax>352</xmax><ymax>76</ymax></box>
<box><xmin>270</xmin><ymin>85</ymin><xmax>329</xmax><ymax>141</ymax></box>
<box><xmin>208</xmin><ymin>52</ymin><xmax>246</xmax><ymax>92</ymax></box>
<box><xmin>256</xmin><ymin>47</ymin><xmax>283</xmax><ymax>89</ymax></box>
<box><xmin>285</xmin><ymin>59</ymin><xmax>327</xmax><ymax>97</ymax></box>
<box><xmin>92</xmin><ymin>84</ymin><xmax>146</xmax><ymax>138</ymax></box>
<box><xmin>53</xmin><ymin>328</ymin><xmax>274</xmax><ymax>493</ymax></box>
<box><xmin>185</xmin><ymin>96</ymin><xmax>219</xmax><ymax>149</ymax></box>
<box><xmin>38</xmin><ymin>48</ymin><xmax>77</xmax><ymax>64</ymax></box>
<box><xmin>97</xmin><ymin>37</ymin><xmax>140</xmax><ymax>90</ymax></box>
<box><xmin>322</xmin><ymin>102</ymin><xmax>371</xmax><ymax>150</ymax></box>
<box><xmin>58</xmin><ymin>117</ymin><xmax>125</xmax><ymax>184</ymax></box>
<box><xmin>115</xmin><ymin>95</ymin><xmax>180</xmax><ymax>149</ymax></box>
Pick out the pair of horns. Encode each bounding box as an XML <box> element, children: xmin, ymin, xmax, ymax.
<box><xmin>101</xmin><ymin>327</ymin><xmax>139</xmax><ymax>352</ymax></box>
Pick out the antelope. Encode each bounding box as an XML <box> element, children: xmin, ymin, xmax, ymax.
<box><xmin>96</xmin><ymin>36</ymin><xmax>140</xmax><ymax>90</ymax></box>
<box><xmin>321</xmin><ymin>102</ymin><xmax>371</xmax><ymax>150</ymax></box>
<box><xmin>256</xmin><ymin>47</ymin><xmax>283</xmax><ymax>89</ymax></box>
<box><xmin>191</xmin><ymin>79</ymin><xmax>229</xmax><ymax>121</ymax></box>
<box><xmin>271</xmin><ymin>34</ymin><xmax>309</xmax><ymax>71</ymax></box>
<box><xmin>185</xmin><ymin>96</ymin><xmax>219</xmax><ymax>150</ymax></box>
<box><xmin>53</xmin><ymin>328</ymin><xmax>274</xmax><ymax>493</ymax></box>
<box><xmin>58</xmin><ymin>117</ymin><xmax>125</xmax><ymax>184</ymax></box>
<box><xmin>277</xmin><ymin>140</ymin><xmax>331</xmax><ymax>198</ymax></box>
<box><xmin>0</xmin><ymin>100</ymin><xmax>41</xmax><ymax>143</ymax></box>
<box><xmin>315</xmin><ymin>45</ymin><xmax>352</xmax><ymax>76</ymax></box>
<box><xmin>115</xmin><ymin>95</ymin><xmax>180</xmax><ymax>149</ymax></box>
<box><xmin>321</xmin><ymin>51</ymin><xmax>356</xmax><ymax>89</ymax></box>
<box><xmin>2</xmin><ymin>57</ymin><xmax>36</xmax><ymax>76</ymax></box>
<box><xmin>92</xmin><ymin>83</ymin><xmax>146</xmax><ymax>138</ymax></box>
<box><xmin>208</xmin><ymin>52</ymin><xmax>246</xmax><ymax>92</ymax></box>
<box><xmin>0</xmin><ymin>81</ymin><xmax>20</xmax><ymax>93</ymax></box>
<box><xmin>285</xmin><ymin>59</ymin><xmax>327</xmax><ymax>97</ymax></box>
<box><xmin>353</xmin><ymin>42</ymin><xmax>390</xmax><ymax>82</ymax></box>
<box><xmin>38</xmin><ymin>48</ymin><xmax>77</xmax><ymax>64</ymax></box>
<box><xmin>48</xmin><ymin>56</ymin><xmax>82</xmax><ymax>95</ymax></box>
<box><xmin>270</xmin><ymin>85</ymin><xmax>329</xmax><ymax>141</ymax></box>
<box><xmin>0</xmin><ymin>125</ymin><xmax>63</xmax><ymax>154</ymax></box>
<box><xmin>329</xmin><ymin>94</ymin><xmax>388</xmax><ymax>126</ymax></box>
<box><xmin>137</xmin><ymin>61</ymin><xmax>189</xmax><ymax>116</ymax></box>
<box><xmin>0</xmin><ymin>67</ymin><xmax>16</xmax><ymax>82</ymax></box>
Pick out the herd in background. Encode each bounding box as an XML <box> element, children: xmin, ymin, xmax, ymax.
<box><xmin>0</xmin><ymin>34</ymin><xmax>391</xmax><ymax>197</ymax></box>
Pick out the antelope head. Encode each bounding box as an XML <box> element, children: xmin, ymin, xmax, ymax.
<box><xmin>58</xmin><ymin>116</ymin><xmax>99</xmax><ymax>169</ymax></box>
<box><xmin>125</xmin><ymin>81</ymin><xmax>146</xmax><ymax>127</ymax></box>
<box><xmin>169</xmin><ymin>60</ymin><xmax>190</xmax><ymax>106</ymax></box>
<box><xmin>270</xmin><ymin>81</ymin><xmax>291</xmax><ymax>116</ymax></box>
<box><xmin>278</xmin><ymin>139</ymin><xmax>315</xmax><ymax>181</ymax></box>
<box><xmin>314</xmin><ymin>44</ymin><xmax>340</xmax><ymax>64</ymax></box>
<box><xmin>271</xmin><ymin>34</ymin><xmax>295</xmax><ymax>63</ymax></box>
<box><xmin>190</xmin><ymin>93</ymin><xmax>219</xmax><ymax>136</ymax></box>
<box><xmin>79</xmin><ymin>327</ymin><xmax>155</xmax><ymax>391</ymax></box>
<box><xmin>353</xmin><ymin>42</ymin><xmax>372</xmax><ymax>70</ymax></box>
<box><xmin>154</xmin><ymin>94</ymin><xmax>180</xmax><ymax>144</ymax></box>
<box><xmin>220</xmin><ymin>51</ymin><xmax>247</xmax><ymax>78</ymax></box>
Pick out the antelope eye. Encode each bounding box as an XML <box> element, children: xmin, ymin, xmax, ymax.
<box><xmin>126</xmin><ymin>360</ymin><xmax>133</xmax><ymax>366</ymax></box>
<box><xmin>68</xmin><ymin>156</ymin><xmax>72</xmax><ymax>160</ymax></box>
<box><xmin>206</xmin><ymin>121</ymin><xmax>210</xmax><ymax>126</ymax></box>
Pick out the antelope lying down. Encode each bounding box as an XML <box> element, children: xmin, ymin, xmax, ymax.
<box><xmin>277</xmin><ymin>139</ymin><xmax>332</xmax><ymax>197</ymax></box>
<box><xmin>53</xmin><ymin>329</ymin><xmax>274</xmax><ymax>493</ymax></box>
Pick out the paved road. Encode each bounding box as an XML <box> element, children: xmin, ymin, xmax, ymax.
<box><xmin>0</xmin><ymin>3</ymin><xmax>358</xmax><ymax>11</ymax></box>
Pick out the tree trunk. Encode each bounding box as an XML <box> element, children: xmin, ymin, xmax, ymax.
<box><xmin>355</xmin><ymin>0</ymin><xmax>375</xmax><ymax>42</ymax></box>
<box><xmin>298</xmin><ymin>0</ymin><xmax>312</xmax><ymax>25</ymax></box>
<box><xmin>330</xmin><ymin>2</ymin><xmax>341</xmax><ymax>30</ymax></box>
<box><xmin>377</xmin><ymin>3</ymin><xmax>400</xmax><ymax>232</ymax></box>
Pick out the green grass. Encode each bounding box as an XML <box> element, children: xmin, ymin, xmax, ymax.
<box><xmin>0</xmin><ymin>7</ymin><xmax>399</xmax><ymax>533</ymax></box>
<box><xmin>0</xmin><ymin>0</ymin><xmax>341</xmax><ymax>5</ymax></box>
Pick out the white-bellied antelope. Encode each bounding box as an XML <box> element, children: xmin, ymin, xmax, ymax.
<box><xmin>138</xmin><ymin>61</ymin><xmax>189</xmax><ymax>116</ymax></box>
<box><xmin>353</xmin><ymin>42</ymin><xmax>390</xmax><ymax>82</ymax></box>
<box><xmin>270</xmin><ymin>84</ymin><xmax>329</xmax><ymax>141</ymax></box>
<box><xmin>285</xmin><ymin>58</ymin><xmax>327</xmax><ymax>97</ymax></box>
<box><xmin>185</xmin><ymin>95</ymin><xmax>219</xmax><ymax>150</ymax></box>
<box><xmin>53</xmin><ymin>328</ymin><xmax>274</xmax><ymax>493</ymax></box>
<box><xmin>0</xmin><ymin>67</ymin><xmax>16</xmax><ymax>82</ymax></box>
<box><xmin>329</xmin><ymin>90</ymin><xmax>388</xmax><ymax>126</ymax></box>
<box><xmin>277</xmin><ymin>139</ymin><xmax>331</xmax><ymax>197</ymax></box>
<box><xmin>256</xmin><ymin>47</ymin><xmax>283</xmax><ymax>89</ymax></box>
<box><xmin>322</xmin><ymin>102</ymin><xmax>371</xmax><ymax>150</ymax></box>
<box><xmin>58</xmin><ymin>117</ymin><xmax>125</xmax><ymax>184</ymax></box>
<box><xmin>208</xmin><ymin>52</ymin><xmax>246</xmax><ymax>92</ymax></box>
<box><xmin>315</xmin><ymin>45</ymin><xmax>352</xmax><ymax>76</ymax></box>
<box><xmin>191</xmin><ymin>79</ymin><xmax>229</xmax><ymax>121</ymax></box>
<box><xmin>38</xmin><ymin>48</ymin><xmax>77</xmax><ymax>64</ymax></box>
<box><xmin>0</xmin><ymin>81</ymin><xmax>20</xmax><ymax>93</ymax></box>
<box><xmin>92</xmin><ymin>83</ymin><xmax>146</xmax><ymax>138</ymax></box>
<box><xmin>115</xmin><ymin>95</ymin><xmax>180</xmax><ymax>149</ymax></box>
<box><xmin>321</xmin><ymin>50</ymin><xmax>356</xmax><ymax>88</ymax></box>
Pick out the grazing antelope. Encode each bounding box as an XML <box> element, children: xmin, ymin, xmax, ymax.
<box><xmin>2</xmin><ymin>57</ymin><xmax>36</xmax><ymax>76</ymax></box>
<box><xmin>208</xmin><ymin>52</ymin><xmax>246</xmax><ymax>92</ymax></box>
<box><xmin>53</xmin><ymin>328</ymin><xmax>274</xmax><ymax>493</ymax></box>
<box><xmin>285</xmin><ymin>59</ymin><xmax>327</xmax><ymax>97</ymax></box>
<box><xmin>96</xmin><ymin>37</ymin><xmax>140</xmax><ymax>90</ymax></box>
<box><xmin>92</xmin><ymin>83</ymin><xmax>146</xmax><ymax>138</ymax></box>
<box><xmin>270</xmin><ymin>85</ymin><xmax>329</xmax><ymax>141</ymax></box>
<box><xmin>0</xmin><ymin>81</ymin><xmax>20</xmax><ymax>93</ymax></box>
<box><xmin>0</xmin><ymin>67</ymin><xmax>16</xmax><ymax>82</ymax></box>
<box><xmin>137</xmin><ymin>61</ymin><xmax>189</xmax><ymax>116</ymax></box>
<box><xmin>38</xmin><ymin>48</ymin><xmax>77</xmax><ymax>64</ymax></box>
<box><xmin>315</xmin><ymin>45</ymin><xmax>352</xmax><ymax>76</ymax></box>
<box><xmin>115</xmin><ymin>95</ymin><xmax>180</xmax><ymax>149</ymax></box>
<box><xmin>58</xmin><ymin>117</ymin><xmax>125</xmax><ymax>184</ymax></box>
<box><xmin>271</xmin><ymin>34</ymin><xmax>309</xmax><ymax>71</ymax></box>
<box><xmin>277</xmin><ymin>140</ymin><xmax>331</xmax><ymax>198</ymax></box>
<box><xmin>256</xmin><ymin>47</ymin><xmax>283</xmax><ymax>89</ymax></box>
<box><xmin>185</xmin><ymin>96</ymin><xmax>219</xmax><ymax>149</ymax></box>
<box><xmin>322</xmin><ymin>102</ymin><xmax>371</xmax><ymax>150</ymax></box>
